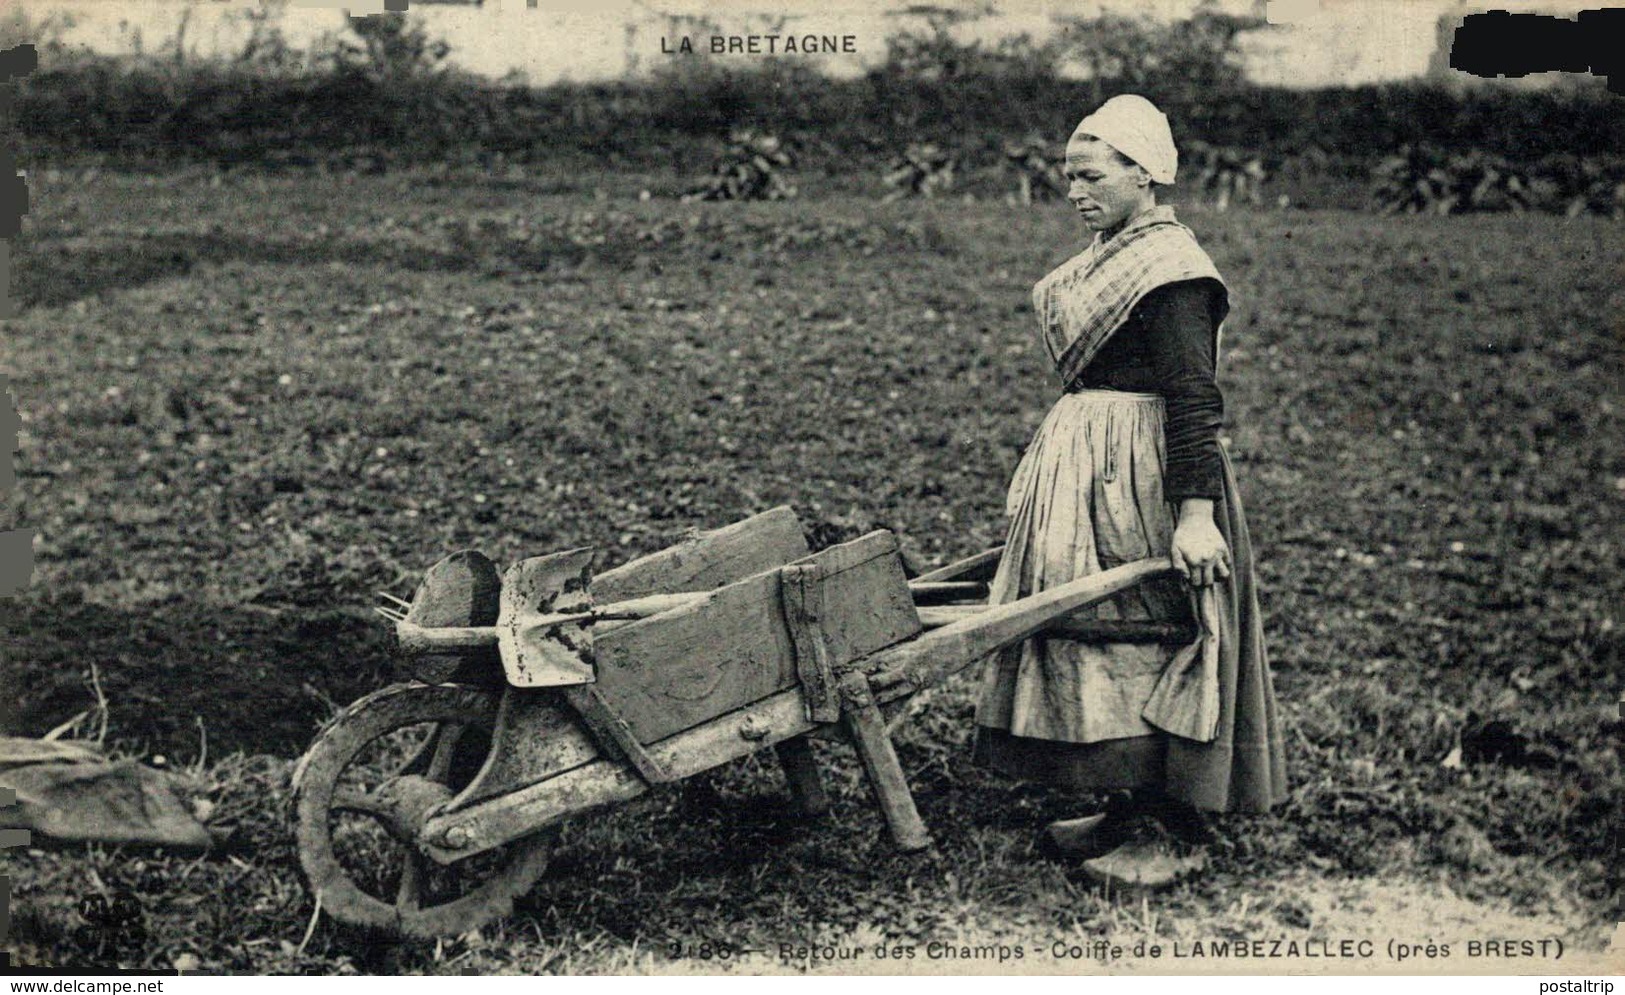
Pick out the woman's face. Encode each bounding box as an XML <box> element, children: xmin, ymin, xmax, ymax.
<box><xmin>1064</xmin><ymin>140</ymin><xmax>1150</xmax><ymax>232</ymax></box>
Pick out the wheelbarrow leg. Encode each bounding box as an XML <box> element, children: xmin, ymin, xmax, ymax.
<box><xmin>774</xmin><ymin>735</ymin><xmax>830</xmax><ymax>818</ymax></box>
<box><xmin>839</xmin><ymin>674</ymin><xmax>932</xmax><ymax>851</ymax></box>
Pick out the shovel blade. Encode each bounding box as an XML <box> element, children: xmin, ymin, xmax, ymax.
<box><xmin>497</xmin><ymin>548</ymin><xmax>597</xmax><ymax>687</ymax></box>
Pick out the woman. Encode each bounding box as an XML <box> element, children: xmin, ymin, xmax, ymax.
<box><xmin>974</xmin><ymin>95</ymin><xmax>1287</xmax><ymax>887</ymax></box>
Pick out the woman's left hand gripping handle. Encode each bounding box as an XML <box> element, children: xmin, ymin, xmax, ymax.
<box><xmin>1171</xmin><ymin>498</ymin><xmax>1230</xmax><ymax>588</ymax></box>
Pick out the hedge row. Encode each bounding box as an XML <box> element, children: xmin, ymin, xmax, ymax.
<box><xmin>10</xmin><ymin>53</ymin><xmax>1625</xmax><ymax>171</ymax></box>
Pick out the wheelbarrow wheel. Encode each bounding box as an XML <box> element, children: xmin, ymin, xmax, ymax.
<box><xmin>293</xmin><ymin>682</ymin><xmax>553</xmax><ymax>939</ymax></box>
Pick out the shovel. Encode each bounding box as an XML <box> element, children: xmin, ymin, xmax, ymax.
<box><xmin>379</xmin><ymin>548</ymin><xmax>694</xmax><ymax>688</ymax></box>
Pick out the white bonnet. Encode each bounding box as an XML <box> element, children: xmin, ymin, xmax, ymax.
<box><xmin>1067</xmin><ymin>94</ymin><xmax>1178</xmax><ymax>185</ymax></box>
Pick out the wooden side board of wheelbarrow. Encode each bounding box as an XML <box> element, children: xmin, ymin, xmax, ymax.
<box><xmin>418</xmin><ymin>506</ymin><xmax>1178</xmax><ymax>865</ymax></box>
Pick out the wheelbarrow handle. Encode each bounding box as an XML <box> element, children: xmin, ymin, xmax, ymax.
<box><xmin>907</xmin><ymin>580</ymin><xmax>986</xmax><ymax>603</ymax></box>
<box><xmin>870</xmin><ymin>557</ymin><xmax>1177</xmax><ymax>699</ymax></box>
<box><xmin>911</xmin><ymin>545</ymin><xmax>1005</xmax><ymax>584</ymax></box>
<box><xmin>917</xmin><ymin>604</ymin><xmax>1196</xmax><ymax>643</ymax></box>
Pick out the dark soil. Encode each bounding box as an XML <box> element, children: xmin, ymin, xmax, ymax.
<box><xmin>3</xmin><ymin>169</ymin><xmax>1619</xmax><ymax>972</ymax></box>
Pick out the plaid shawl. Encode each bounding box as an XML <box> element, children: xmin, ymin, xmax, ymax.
<box><xmin>1034</xmin><ymin>206</ymin><xmax>1229</xmax><ymax>387</ymax></box>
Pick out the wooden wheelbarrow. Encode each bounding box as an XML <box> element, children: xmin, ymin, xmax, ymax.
<box><xmin>292</xmin><ymin>506</ymin><xmax>1189</xmax><ymax>938</ymax></box>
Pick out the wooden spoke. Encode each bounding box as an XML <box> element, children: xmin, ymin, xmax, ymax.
<box><xmin>395</xmin><ymin>852</ymin><xmax>423</xmax><ymax>911</ymax></box>
<box><xmin>424</xmin><ymin>723</ymin><xmax>465</xmax><ymax>782</ymax></box>
<box><xmin>331</xmin><ymin>790</ymin><xmax>390</xmax><ymax>819</ymax></box>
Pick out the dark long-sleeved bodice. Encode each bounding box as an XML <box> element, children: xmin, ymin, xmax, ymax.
<box><xmin>1069</xmin><ymin>278</ymin><xmax>1226</xmax><ymax>501</ymax></box>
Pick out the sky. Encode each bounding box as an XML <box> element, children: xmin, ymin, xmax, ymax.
<box><xmin>21</xmin><ymin>0</ymin><xmax>1624</xmax><ymax>88</ymax></box>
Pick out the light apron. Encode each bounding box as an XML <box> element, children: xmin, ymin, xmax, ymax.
<box><xmin>974</xmin><ymin>389</ymin><xmax>1287</xmax><ymax>812</ymax></box>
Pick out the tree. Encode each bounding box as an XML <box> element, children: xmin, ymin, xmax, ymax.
<box><xmin>1055</xmin><ymin>2</ymin><xmax>1265</xmax><ymax>105</ymax></box>
<box><xmin>880</xmin><ymin>4</ymin><xmax>1061</xmax><ymax>83</ymax></box>
<box><xmin>337</xmin><ymin>11</ymin><xmax>451</xmax><ymax>83</ymax></box>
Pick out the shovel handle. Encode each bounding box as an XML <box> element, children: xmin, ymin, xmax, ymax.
<box><xmin>393</xmin><ymin>591</ymin><xmax>706</xmax><ymax>655</ymax></box>
<box><xmin>395</xmin><ymin>621</ymin><xmax>500</xmax><ymax>653</ymax></box>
